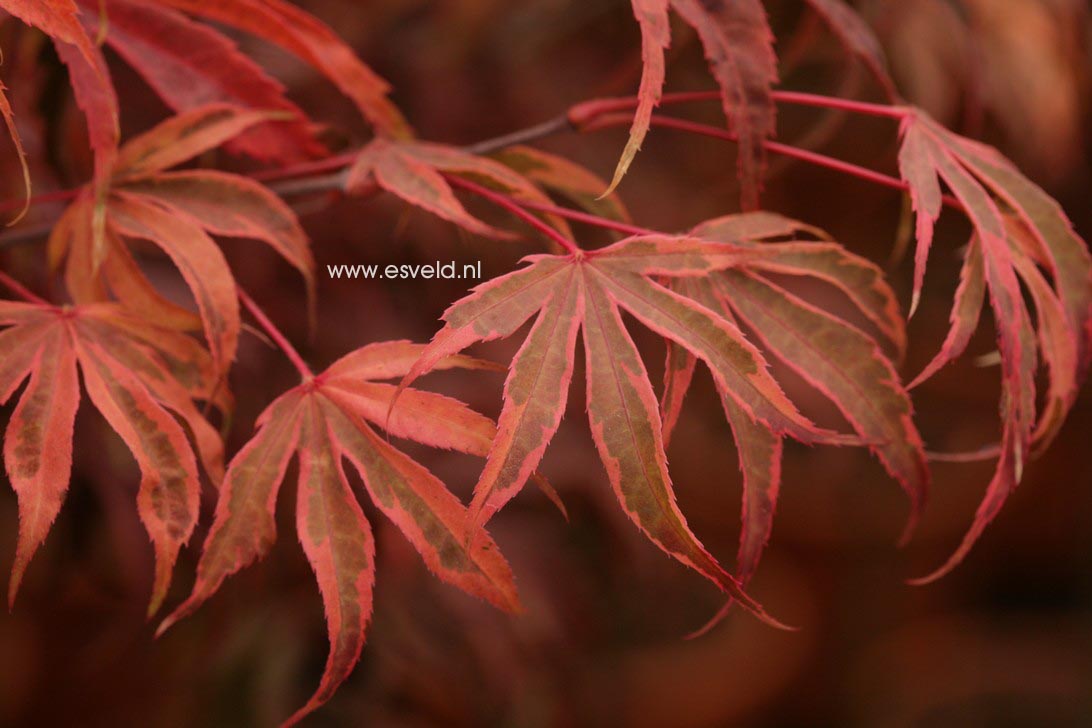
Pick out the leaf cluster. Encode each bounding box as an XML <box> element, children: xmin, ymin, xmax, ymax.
<box><xmin>0</xmin><ymin>1</ymin><xmax>1088</xmax><ymax>724</ymax></box>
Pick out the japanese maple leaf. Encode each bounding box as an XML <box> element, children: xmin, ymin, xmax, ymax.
<box><xmin>0</xmin><ymin>300</ymin><xmax>224</xmax><ymax>614</ymax></box>
<box><xmin>655</xmin><ymin>212</ymin><xmax>924</xmax><ymax>632</ymax></box>
<box><xmin>801</xmin><ymin>0</ymin><xmax>897</xmax><ymax>99</ymax></box>
<box><xmin>395</xmin><ymin>226</ymin><xmax>920</xmax><ymax>627</ymax></box>
<box><xmin>0</xmin><ymin>1</ymin><xmax>97</xmax><ymax>63</ymax></box>
<box><xmin>49</xmin><ymin>104</ymin><xmax>316</xmax><ymax>378</ymax></box>
<box><xmin>1</xmin><ymin>0</ymin><xmax>118</xmax><ymax>217</ymax></box>
<box><xmin>491</xmin><ymin>145</ymin><xmax>633</xmax><ymax>225</ymax></box>
<box><xmin>897</xmin><ymin>108</ymin><xmax>1092</xmax><ymax>580</ymax></box>
<box><xmin>613</xmin><ymin>0</ymin><xmax>778</xmax><ymax>208</ymax></box>
<box><xmin>74</xmin><ymin>0</ymin><xmax>324</xmax><ymax>163</ymax></box>
<box><xmin>2</xmin><ymin>0</ymin><xmax>409</xmax><ymax>217</ymax></box>
<box><xmin>149</xmin><ymin>0</ymin><xmax>410</xmax><ymax>139</ymax></box>
<box><xmin>616</xmin><ymin>0</ymin><xmax>898</xmax><ymax>204</ymax></box>
<box><xmin>345</xmin><ymin>138</ymin><xmax>578</xmax><ymax>243</ymax></box>
<box><xmin>0</xmin><ymin>79</ymin><xmax>31</xmax><ymax>222</ymax></box>
<box><xmin>158</xmin><ymin>341</ymin><xmax>520</xmax><ymax>727</ymax></box>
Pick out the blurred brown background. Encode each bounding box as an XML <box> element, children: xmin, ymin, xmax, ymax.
<box><xmin>1</xmin><ymin>1</ymin><xmax>1091</xmax><ymax>726</ymax></box>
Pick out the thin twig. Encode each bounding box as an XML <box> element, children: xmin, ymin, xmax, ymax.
<box><xmin>771</xmin><ymin>90</ymin><xmax>908</xmax><ymax>120</ymax></box>
<box><xmin>568</xmin><ymin>89</ymin><xmax>908</xmax><ymax>124</ymax></box>
<box><xmin>582</xmin><ymin>112</ymin><xmax>961</xmax><ymax>210</ymax></box>
<box><xmin>0</xmin><ymin>112</ymin><xmax>577</xmax><ymax>246</ymax></box>
<box><xmin>462</xmin><ymin>114</ymin><xmax>573</xmax><ymax>156</ymax></box>
<box><xmin>447</xmin><ymin>175</ymin><xmax>582</xmax><ymax>255</ymax></box>
<box><xmin>238</xmin><ymin>288</ymin><xmax>312</xmax><ymax>379</ymax></box>
<box><xmin>0</xmin><ymin>269</ymin><xmax>48</xmax><ymax>304</ymax></box>
<box><xmin>272</xmin><ymin>171</ymin><xmax>356</xmax><ymax>199</ymax></box>
<box><xmin>0</xmin><ymin>187</ymin><xmax>78</xmax><ymax>218</ymax></box>
<box><xmin>0</xmin><ymin>222</ymin><xmax>56</xmax><ymax>250</ymax></box>
<box><xmin>250</xmin><ymin>151</ymin><xmax>357</xmax><ymax>184</ymax></box>
<box><xmin>0</xmin><ymin>90</ymin><xmax>933</xmax><ymax>253</ymax></box>
<box><xmin>514</xmin><ymin>197</ymin><xmax>655</xmax><ymax>237</ymax></box>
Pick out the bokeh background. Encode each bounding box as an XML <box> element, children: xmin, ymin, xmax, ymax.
<box><xmin>1</xmin><ymin>0</ymin><xmax>1091</xmax><ymax>725</ymax></box>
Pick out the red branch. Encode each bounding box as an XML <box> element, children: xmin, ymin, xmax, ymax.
<box><xmin>569</xmin><ymin>89</ymin><xmax>909</xmax><ymax>127</ymax></box>
<box><xmin>250</xmin><ymin>151</ymin><xmax>358</xmax><ymax>184</ymax></box>
<box><xmin>0</xmin><ymin>269</ymin><xmax>48</xmax><ymax>304</ymax></box>
<box><xmin>445</xmin><ymin>175</ymin><xmax>583</xmax><ymax>255</ymax></box>
<box><xmin>0</xmin><ymin>89</ymin><xmax>954</xmax><ymax>253</ymax></box>
<box><xmin>238</xmin><ymin>289</ymin><xmax>313</xmax><ymax>379</ymax></box>
<box><xmin>0</xmin><ymin>187</ymin><xmax>80</xmax><ymax>218</ymax></box>
<box><xmin>770</xmin><ymin>90</ymin><xmax>909</xmax><ymax>119</ymax></box>
<box><xmin>515</xmin><ymin>198</ymin><xmax>655</xmax><ymax>237</ymax></box>
<box><xmin>581</xmin><ymin>112</ymin><xmax>961</xmax><ymax>210</ymax></box>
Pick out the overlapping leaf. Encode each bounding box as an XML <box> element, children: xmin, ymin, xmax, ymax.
<box><xmin>0</xmin><ymin>79</ymin><xmax>31</xmax><ymax>221</ymax></box>
<box><xmin>802</xmin><ymin>0</ymin><xmax>896</xmax><ymax>98</ymax></box>
<box><xmin>159</xmin><ymin>340</ymin><xmax>520</xmax><ymax>726</ymax></box>
<box><xmin>1</xmin><ymin>0</ymin><xmax>119</xmax><ymax>227</ymax></box>
<box><xmin>492</xmin><ymin>145</ymin><xmax>632</xmax><ymax>224</ymax></box>
<box><xmin>896</xmin><ymin>108</ymin><xmax>1092</xmax><ymax>580</ymax></box>
<box><xmin>2</xmin><ymin>0</ymin><xmax>410</xmax><ymax>196</ymax></box>
<box><xmin>654</xmin><ymin>212</ymin><xmax>923</xmax><ymax>631</ymax></box>
<box><xmin>151</xmin><ymin>0</ymin><xmax>410</xmax><ymax>138</ymax></box>
<box><xmin>613</xmin><ymin>0</ymin><xmax>778</xmax><ymax>208</ymax></box>
<box><xmin>345</xmin><ymin>138</ymin><xmax>576</xmax><ymax>241</ymax></box>
<box><xmin>0</xmin><ymin>0</ymin><xmax>97</xmax><ymax>61</ymax></box>
<box><xmin>48</xmin><ymin>104</ymin><xmax>316</xmax><ymax>377</ymax></box>
<box><xmin>0</xmin><ymin>300</ymin><xmax>224</xmax><ymax>614</ymax></box>
<box><xmin>396</xmin><ymin>223</ymin><xmax>917</xmax><ymax>628</ymax></box>
<box><xmin>78</xmin><ymin>0</ymin><xmax>324</xmax><ymax>163</ymax></box>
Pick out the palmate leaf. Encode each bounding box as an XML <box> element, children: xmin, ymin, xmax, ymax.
<box><xmin>801</xmin><ymin>0</ymin><xmax>896</xmax><ymax>98</ymax></box>
<box><xmin>0</xmin><ymin>80</ymin><xmax>31</xmax><ymax>222</ymax></box>
<box><xmin>345</xmin><ymin>138</ymin><xmax>577</xmax><ymax>241</ymax></box>
<box><xmin>614</xmin><ymin>0</ymin><xmax>778</xmax><ymax>208</ymax></box>
<box><xmin>0</xmin><ymin>0</ymin><xmax>97</xmax><ymax>62</ymax></box>
<box><xmin>654</xmin><ymin>213</ymin><xmax>923</xmax><ymax>632</ymax></box>
<box><xmin>896</xmin><ymin>109</ymin><xmax>1092</xmax><ymax>581</ymax></box>
<box><xmin>76</xmin><ymin>0</ymin><xmax>324</xmax><ymax>163</ymax></box>
<box><xmin>48</xmin><ymin>104</ymin><xmax>316</xmax><ymax>377</ymax></box>
<box><xmin>151</xmin><ymin>0</ymin><xmax>410</xmax><ymax>138</ymax></box>
<box><xmin>0</xmin><ymin>2</ymin><xmax>116</xmax><ymax>152</ymax></box>
<box><xmin>1</xmin><ymin>0</ymin><xmax>119</xmax><ymax>240</ymax></box>
<box><xmin>616</xmin><ymin>0</ymin><xmax>896</xmax><ymax>201</ymax></box>
<box><xmin>491</xmin><ymin>145</ymin><xmax>633</xmax><ymax>225</ymax></box>
<box><xmin>396</xmin><ymin>224</ymin><xmax>920</xmax><ymax>628</ymax></box>
<box><xmin>661</xmin><ymin>276</ymin><xmax>783</xmax><ymax>638</ymax></box>
<box><xmin>0</xmin><ymin>301</ymin><xmax>224</xmax><ymax>615</ymax></box>
<box><xmin>2</xmin><ymin>0</ymin><xmax>409</xmax><ymax>199</ymax></box>
<box><xmin>158</xmin><ymin>340</ymin><xmax>520</xmax><ymax>727</ymax></box>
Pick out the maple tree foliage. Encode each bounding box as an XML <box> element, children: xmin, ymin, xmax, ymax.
<box><xmin>394</xmin><ymin>214</ymin><xmax>926</xmax><ymax>626</ymax></box>
<box><xmin>613</xmin><ymin>0</ymin><xmax>779</xmax><ymax>208</ymax></box>
<box><xmin>895</xmin><ymin>108</ymin><xmax>1092</xmax><ymax>581</ymax></box>
<box><xmin>611</xmin><ymin>0</ymin><xmax>897</xmax><ymax>206</ymax></box>
<box><xmin>0</xmin><ymin>300</ymin><xmax>223</xmax><ymax>615</ymax></box>
<box><xmin>47</xmin><ymin>103</ymin><xmax>316</xmax><ymax>377</ymax></box>
<box><xmin>345</xmin><ymin>139</ymin><xmax>578</xmax><ymax>242</ymax></box>
<box><xmin>0</xmin><ymin>0</ymin><xmax>1089</xmax><ymax>724</ymax></box>
<box><xmin>658</xmin><ymin>213</ymin><xmax>925</xmax><ymax>632</ymax></box>
<box><xmin>158</xmin><ymin>337</ymin><xmax>521</xmax><ymax>725</ymax></box>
